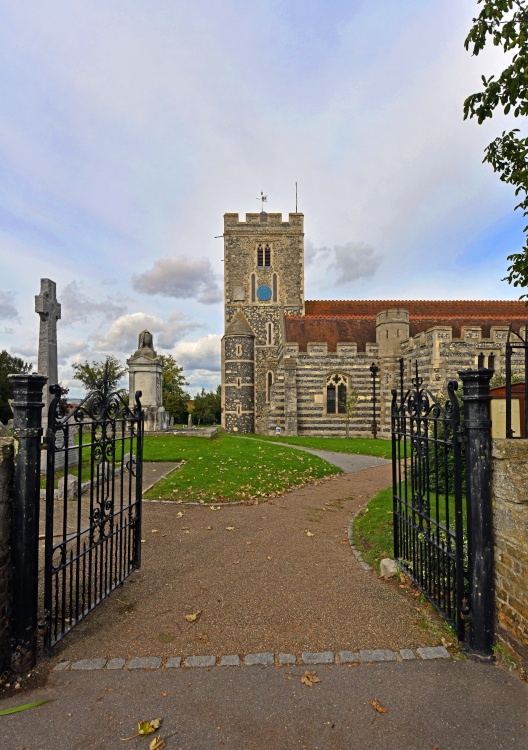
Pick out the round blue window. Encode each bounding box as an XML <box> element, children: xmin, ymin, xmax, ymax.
<box><xmin>257</xmin><ymin>285</ymin><xmax>272</xmax><ymax>301</ymax></box>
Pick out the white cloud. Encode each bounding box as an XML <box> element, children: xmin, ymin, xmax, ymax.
<box><xmin>94</xmin><ymin>311</ymin><xmax>198</xmax><ymax>352</ymax></box>
<box><xmin>306</xmin><ymin>240</ymin><xmax>382</xmax><ymax>286</ymax></box>
<box><xmin>132</xmin><ymin>257</ymin><xmax>222</xmax><ymax>305</ymax></box>
<box><xmin>173</xmin><ymin>334</ymin><xmax>221</xmax><ymax>372</ymax></box>
<box><xmin>0</xmin><ymin>291</ymin><xmax>19</xmax><ymax>321</ymax></box>
<box><xmin>61</xmin><ymin>280</ymin><xmax>129</xmax><ymax>325</ymax></box>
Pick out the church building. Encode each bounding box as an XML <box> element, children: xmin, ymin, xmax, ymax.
<box><xmin>221</xmin><ymin>211</ymin><xmax>528</xmax><ymax>437</ymax></box>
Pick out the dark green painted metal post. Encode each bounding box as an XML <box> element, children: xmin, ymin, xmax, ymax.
<box><xmin>8</xmin><ymin>374</ymin><xmax>47</xmax><ymax>672</ymax></box>
<box><xmin>458</xmin><ymin>365</ymin><xmax>494</xmax><ymax>657</ymax></box>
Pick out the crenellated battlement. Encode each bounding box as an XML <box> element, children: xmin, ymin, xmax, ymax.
<box><xmin>224</xmin><ymin>213</ymin><xmax>304</xmax><ymax>231</ymax></box>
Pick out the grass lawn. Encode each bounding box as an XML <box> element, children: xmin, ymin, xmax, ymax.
<box><xmin>242</xmin><ymin>434</ymin><xmax>391</xmax><ymax>459</ymax></box>
<box><xmin>142</xmin><ymin>432</ymin><xmax>341</xmax><ymax>502</ymax></box>
<box><xmin>352</xmin><ymin>486</ymin><xmax>394</xmax><ymax>568</ymax></box>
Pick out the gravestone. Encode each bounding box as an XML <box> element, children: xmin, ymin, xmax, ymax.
<box><xmin>35</xmin><ymin>279</ymin><xmax>63</xmax><ymax>470</ymax></box>
<box><xmin>127</xmin><ymin>330</ymin><xmax>169</xmax><ymax>432</ymax></box>
<box><xmin>35</xmin><ymin>278</ymin><xmax>61</xmax><ymax>424</ymax></box>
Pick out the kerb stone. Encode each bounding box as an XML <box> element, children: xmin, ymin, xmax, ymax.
<box><xmin>278</xmin><ymin>653</ymin><xmax>297</xmax><ymax>665</ymax></box>
<box><xmin>127</xmin><ymin>657</ymin><xmax>162</xmax><ymax>669</ymax></box>
<box><xmin>301</xmin><ymin>651</ymin><xmax>334</xmax><ymax>665</ymax></box>
<box><xmin>185</xmin><ymin>655</ymin><xmax>216</xmax><ymax>668</ymax></box>
<box><xmin>359</xmin><ymin>649</ymin><xmax>396</xmax><ymax>662</ymax></box>
<box><xmin>245</xmin><ymin>652</ymin><xmax>274</xmax><ymax>666</ymax></box>
<box><xmin>399</xmin><ymin>649</ymin><xmax>416</xmax><ymax>660</ymax></box>
<box><xmin>106</xmin><ymin>658</ymin><xmax>126</xmax><ymax>670</ymax></box>
<box><xmin>417</xmin><ymin>646</ymin><xmax>451</xmax><ymax>660</ymax></box>
<box><xmin>166</xmin><ymin>657</ymin><xmax>182</xmax><ymax>668</ymax></box>
<box><xmin>71</xmin><ymin>658</ymin><xmax>107</xmax><ymax>671</ymax></box>
<box><xmin>338</xmin><ymin>651</ymin><xmax>358</xmax><ymax>663</ymax></box>
<box><xmin>219</xmin><ymin>655</ymin><xmax>240</xmax><ymax>667</ymax></box>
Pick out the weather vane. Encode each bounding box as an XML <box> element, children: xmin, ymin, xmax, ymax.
<box><xmin>257</xmin><ymin>191</ymin><xmax>268</xmax><ymax>211</ymax></box>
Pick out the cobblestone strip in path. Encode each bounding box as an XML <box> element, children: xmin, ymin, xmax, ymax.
<box><xmin>54</xmin><ymin>647</ymin><xmax>451</xmax><ymax>672</ymax></box>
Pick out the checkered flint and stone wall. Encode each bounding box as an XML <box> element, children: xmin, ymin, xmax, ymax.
<box><xmin>492</xmin><ymin>439</ymin><xmax>528</xmax><ymax>667</ymax></box>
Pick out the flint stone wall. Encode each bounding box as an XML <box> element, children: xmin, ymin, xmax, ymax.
<box><xmin>0</xmin><ymin>437</ymin><xmax>13</xmax><ymax>670</ymax></box>
<box><xmin>492</xmin><ymin>439</ymin><xmax>528</xmax><ymax>666</ymax></box>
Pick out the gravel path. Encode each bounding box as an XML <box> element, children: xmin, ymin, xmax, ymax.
<box><xmin>52</xmin><ymin>463</ymin><xmax>442</xmax><ymax>663</ymax></box>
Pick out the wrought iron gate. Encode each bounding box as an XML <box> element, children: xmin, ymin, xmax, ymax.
<box><xmin>43</xmin><ymin>383</ymin><xmax>143</xmax><ymax>651</ymax></box>
<box><xmin>391</xmin><ymin>364</ymin><xmax>467</xmax><ymax>640</ymax></box>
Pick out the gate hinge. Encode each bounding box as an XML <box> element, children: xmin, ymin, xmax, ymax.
<box><xmin>460</xmin><ymin>595</ymin><xmax>471</xmax><ymax>621</ymax></box>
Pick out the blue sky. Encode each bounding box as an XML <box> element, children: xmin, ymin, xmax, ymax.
<box><xmin>0</xmin><ymin>0</ymin><xmax>526</xmax><ymax>399</ymax></box>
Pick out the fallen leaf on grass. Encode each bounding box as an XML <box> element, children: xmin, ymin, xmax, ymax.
<box><xmin>301</xmin><ymin>670</ymin><xmax>321</xmax><ymax>686</ymax></box>
<box><xmin>121</xmin><ymin>718</ymin><xmax>162</xmax><ymax>741</ymax></box>
<box><xmin>185</xmin><ymin>611</ymin><xmax>201</xmax><ymax>623</ymax></box>
<box><xmin>441</xmin><ymin>637</ymin><xmax>453</xmax><ymax>649</ymax></box>
<box><xmin>370</xmin><ymin>700</ymin><xmax>388</xmax><ymax>714</ymax></box>
<box><xmin>0</xmin><ymin>700</ymin><xmax>52</xmax><ymax>716</ymax></box>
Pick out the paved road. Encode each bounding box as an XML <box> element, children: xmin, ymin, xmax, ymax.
<box><xmin>1</xmin><ymin>660</ymin><xmax>526</xmax><ymax>749</ymax></box>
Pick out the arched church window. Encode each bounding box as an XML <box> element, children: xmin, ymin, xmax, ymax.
<box><xmin>266</xmin><ymin>371</ymin><xmax>274</xmax><ymax>403</ymax></box>
<box><xmin>326</xmin><ymin>373</ymin><xmax>347</xmax><ymax>415</ymax></box>
<box><xmin>251</xmin><ymin>274</ymin><xmax>256</xmax><ymax>302</ymax></box>
<box><xmin>266</xmin><ymin>322</ymin><xmax>273</xmax><ymax>345</ymax></box>
<box><xmin>272</xmin><ymin>273</ymin><xmax>278</xmax><ymax>302</ymax></box>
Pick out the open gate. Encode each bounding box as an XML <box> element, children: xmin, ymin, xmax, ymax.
<box><xmin>391</xmin><ymin>364</ymin><xmax>467</xmax><ymax>640</ymax></box>
<box><xmin>43</xmin><ymin>383</ymin><xmax>143</xmax><ymax>651</ymax></box>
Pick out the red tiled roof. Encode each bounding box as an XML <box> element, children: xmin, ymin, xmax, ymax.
<box><xmin>305</xmin><ymin>300</ymin><xmax>528</xmax><ymax>318</ymax></box>
<box><xmin>284</xmin><ymin>300</ymin><xmax>528</xmax><ymax>352</ymax></box>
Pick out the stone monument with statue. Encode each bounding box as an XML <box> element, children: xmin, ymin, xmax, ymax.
<box><xmin>127</xmin><ymin>331</ymin><xmax>169</xmax><ymax>432</ymax></box>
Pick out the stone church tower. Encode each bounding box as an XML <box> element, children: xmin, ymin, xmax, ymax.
<box><xmin>221</xmin><ymin>211</ymin><xmax>304</xmax><ymax>433</ymax></box>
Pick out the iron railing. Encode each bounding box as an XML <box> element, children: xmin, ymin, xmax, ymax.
<box><xmin>43</xmin><ymin>383</ymin><xmax>143</xmax><ymax>651</ymax></box>
<box><xmin>391</xmin><ymin>363</ymin><xmax>467</xmax><ymax>640</ymax></box>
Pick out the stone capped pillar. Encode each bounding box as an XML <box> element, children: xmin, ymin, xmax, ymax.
<box><xmin>127</xmin><ymin>331</ymin><xmax>169</xmax><ymax>432</ymax></box>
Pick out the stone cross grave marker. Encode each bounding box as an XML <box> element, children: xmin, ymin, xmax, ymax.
<box><xmin>35</xmin><ymin>278</ymin><xmax>61</xmax><ymax>424</ymax></box>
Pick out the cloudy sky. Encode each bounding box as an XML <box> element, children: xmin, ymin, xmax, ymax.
<box><xmin>1</xmin><ymin>0</ymin><xmax>526</xmax><ymax>399</ymax></box>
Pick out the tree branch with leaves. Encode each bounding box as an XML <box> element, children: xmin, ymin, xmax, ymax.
<box><xmin>464</xmin><ymin>0</ymin><xmax>528</xmax><ymax>296</ymax></box>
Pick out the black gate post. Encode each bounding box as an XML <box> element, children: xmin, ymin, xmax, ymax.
<box><xmin>8</xmin><ymin>373</ymin><xmax>47</xmax><ymax>672</ymax></box>
<box><xmin>458</xmin><ymin>363</ymin><xmax>494</xmax><ymax>656</ymax></box>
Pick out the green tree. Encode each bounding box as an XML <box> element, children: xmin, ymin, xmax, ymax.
<box><xmin>160</xmin><ymin>354</ymin><xmax>189</xmax><ymax>424</ymax></box>
<box><xmin>0</xmin><ymin>350</ymin><xmax>32</xmax><ymax>424</ymax></box>
<box><xmin>192</xmin><ymin>386</ymin><xmax>221</xmax><ymax>425</ymax></box>
<box><xmin>344</xmin><ymin>387</ymin><xmax>359</xmax><ymax>439</ymax></box>
<box><xmin>72</xmin><ymin>355</ymin><xmax>126</xmax><ymax>394</ymax></box>
<box><xmin>464</xmin><ymin>1</ymin><xmax>528</xmax><ymax>295</ymax></box>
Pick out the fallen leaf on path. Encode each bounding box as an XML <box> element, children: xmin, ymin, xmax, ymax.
<box><xmin>301</xmin><ymin>670</ymin><xmax>321</xmax><ymax>686</ymax></box>
<box><xmin>225</xmin><ymin>526</ymin><xmax>235</xmax><ymax>531</ymax></box>
<box><xmin>176</xmin><ymin>512</ymin><xmax>184</xmax><ymax>518</ymax></box>
<box><xmin>370</xmin><ymin>700</ymin><xmax>388</xmax><ymax>714</ymax></box>
<box><xmin>149</xmin><ymin>738</ymin><xmax>166</xmax><ymax>750</ymax></box>
<box><xmin>207</xmin><ymin>526</ymin><xmax>212</xmax><ymax>530</ymax></box>
<box><xmin>185</xmin><ymin>611</ymin><xmax>201</xmax><ymax>623</ymax></box>
<box><xmin>151</xmin><ymin>529</ymin><xmax>159</xmax><ymax>533</ymax></box>
<box><xmin>306</xmin><ymin>531</ymin><xmax>314</xmax><ymax>537</ymax></box>
<box><xmin>267</xmin><ymin>556</ymin><xmax>272</xmax><ymax>560</ymax></box>
<box><xmin>121</xmin><ymin>718</ymin><xmax>162</xmax><ymax>741</ymax></box>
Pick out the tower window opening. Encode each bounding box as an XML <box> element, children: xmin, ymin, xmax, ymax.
<box><xmin>257</xmin><ymin>243</ymin><xmax>271</xmax><ymax>267</ymax></box>
<box><xmin>237</xmin><ymin>377</ymin><xmax>241</xmax><ymax>387</ymax></box>
<box><xmin>266</xmin><ymin>322</ymin><xmax>273</xmax><ymax>345</ymax></box>
<box><xmin>235</xmin><ymin>343</ymin><xmax>242</xmax><ymax>356</ymax></box>
<box><xmin>266</xmin><ymin>371</ymin><xmax>274</xmax><ymax>403</ymax></box>
<box><xmin>273</xmin><ymin>273</ymin><xmax>277</xmax><ymax>302</ymax></box>
<box><xmin>236</xmin><ymin>403</ymin><xmax>242</xmax><ymax>415</ymax></box>
<box><xmin>251</xmin><ymin>273</ymin><xmax>256</xmax><ymax>302</ymax></box>
<box><xmin>326</xmin><ymin>373</ymin><xmax>347</xmax><ymax>415</ymax></box>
